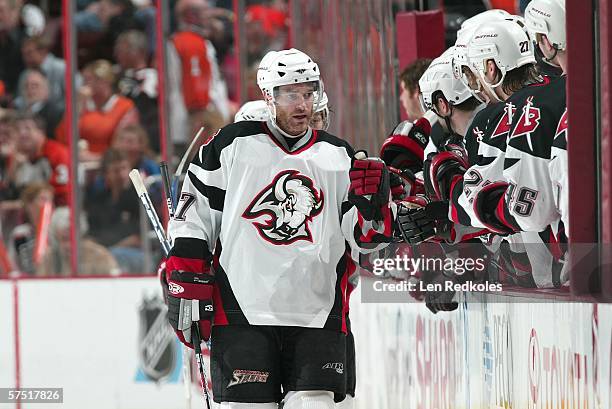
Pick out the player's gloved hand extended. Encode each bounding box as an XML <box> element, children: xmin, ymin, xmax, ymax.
<box><xmin>379</xmin><ymin>116</ymin><xmax>433</xmax><ymax>173</ymax></box>
<box><xmin>388</xmin><ymin>166</ymin><xmax>424</xmax><ymax>200</ymax></box>
<box><xmin>424</xmin><ymin>273</ymin><xmax>459</xmax><ymax>314</ymax></box>
<box><xmin>349</xmin><ymin>150</ymin><xmax>390</xmax><ymax>221</ymax></box>
<box><xmin>423</xmin><ymin>148</ymin><xmax>469</xmax><ymax>202</ymax></box>
<box><xmin>395</xmin><ymin>198</ymin><xmax>450</xmax><ymax>244</ymax></box>
<box><xmin>166</xmin><ymin>269</ymin><xmax>215</xmax><ymax>348</ymax></box>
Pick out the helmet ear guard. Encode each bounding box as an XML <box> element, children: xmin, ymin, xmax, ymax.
<box><xmin>466</xmin><ymin>19</ymin><xmax>537</xmax><ymax>101</ymax></box>
<box><xmin>524</xmin><ymin>0</ymin><xmax>566</xmax><ymax>52</ymax></box>
<box><xmin>419</xmin><ymin>46</ymin><xmax>474</xmax><ymax>116</ymax></box>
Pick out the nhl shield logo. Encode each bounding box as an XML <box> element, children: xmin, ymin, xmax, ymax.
<box><xmin>243</xmin><ymin>170</ymin><xmax>324</xmax><ymax>245</ymax></box>
<box><xmin>138</xmin><ymin>295</ymin><xmax>178</xmax><ymax>382</ymax></box>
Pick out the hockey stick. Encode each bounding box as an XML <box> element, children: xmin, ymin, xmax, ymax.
<box><xmin>171</xmin><ymin>127</ymin><xmax>206</xmax><ymax>205</ymax></box>
<box><xmin>192</xmin><ymin>324</ymin><xmax>212</xmax><ymax>409</ymax></box>
<box><xmin>129</xmin><ymin>169</ymin><xmax>172</xmax><ymax>256</ymax></box>
<box><xmin>133</xmin><ymin>167</ymin><xmax>212</xmax><ymax>409</ymax></box>
<box><xmin>160</xmin><ymin>161</ymin><xmax>175</xmax><ymax>219</ymax></box>
<box><xmin>159</xmin><ymin>162</ymin><xmax>193</xmax><ymax>409</ymax></box>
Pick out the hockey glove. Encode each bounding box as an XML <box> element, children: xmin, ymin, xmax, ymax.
<box><xmin>395</xmin><ymin>198</ymin><xmax>449</xmax><ymax>244</ymax></box>
<box><xmin>473</xmin><ymin>181</ymin><xmax>516</xmax><ymax>235</ymax></box>
<box><xmin>389</xmin><ymin>166</ymin><xmax>424</xmax><ymax>200</ymax></box>
<box><xmin>166</xmin><ymin>270</ymin><xmax>215</xmax><ymax>347</ymax></box>
<box><xmin>423</xmin><ymin>150</ymin><xmax>469</xmax><ymax>202</ymax></box>
<box><xmin>349</xmin><ymin>151</ymin><xmax>390</xmax><ymax>221</ymax></box>
<box><xmin>425</xmin><ymin>273</ymin><xmax>459</xmax><ymax>314</ymax></box>
<box><xmin>379</xmin><ymin>116</ymin><xmax>432</xmax><ymax>173</ymax></box>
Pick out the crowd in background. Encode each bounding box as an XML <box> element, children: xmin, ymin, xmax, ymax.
<box><xmin>0</xmin><ymin>0</ymin><xmax>290</xmax><ymax>276</ymax></box>
<box><xmin>0</xmin><ymin>0</ymin><xmax>534</xmax><ymax>278</ymax></box>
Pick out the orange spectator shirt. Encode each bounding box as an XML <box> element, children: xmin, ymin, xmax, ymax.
<box><xmin>171</xmin><ymin>31</ymin><xmax>212</xmax><ymax>111</ymax></box>
<box><xmin>79</xmin><ymin>95</ymin><xmax>135</xmax><ymax>153</ymax></box>
<box><xmin>56</xmin><ymin>95</ymin><xmax>135</xmax><ymax>154</ymax></box>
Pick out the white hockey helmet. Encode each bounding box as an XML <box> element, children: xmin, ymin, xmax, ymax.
<box><xmin>452</xmin><ymin>10</ymin><xmax>513</xmax><ymax>83</ymax></box>
<box><xmin>419</xmin><ymin>47</ymin><xmax>473</xmax><ymax>113</ymax></box>
<box><xmin>257</xmin><ymin>48</ymin><xmax>323</xmax><ymax>106</ymax></box>
<box><xmin>234</xmin><ymin>100</ymin><xmax>269</xmax><ymax>122</ymax></box>
<box><xmin>455</xmin><ymin>9</ymin><xmax>511</xmax><ymax>40</ymax></box>
<box><xmin>467</xmin><ymin>19</ymin><xmax>536</xmax><ymax>91</ymax></box>
<box><xmin>524</xmin><ymin>0</ymin><xmax>566</xmax><ymax>51</ymax></box>
<box><xmin>315</xmin><ymin>91</ymin><xmax>328</xmax><ymax>113</ymax></box>
<box><xmin>311</xmin><ymin>91</ymin><xmax>330</xmax><ymax>130</ymax></box>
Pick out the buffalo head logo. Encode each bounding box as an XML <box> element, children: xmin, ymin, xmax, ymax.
<box><xmin>243</xmin><ymin>170</ymin><xmax>324</xmax><ymax>244</ymax></box>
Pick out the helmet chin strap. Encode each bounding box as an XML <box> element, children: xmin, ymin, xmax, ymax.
<box><xmin>544</xmin><ymin>47</ymin><xmax>559</xmax><ymax>63</ymax></box>
<box><xmin>478</xmin><ymin>72</ymin><xmax>502</xmax><ymax>103</ymax></box>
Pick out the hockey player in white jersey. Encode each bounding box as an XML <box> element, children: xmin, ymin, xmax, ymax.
<box><xmin>165</xmin><ymin>48</ymin><xmax>395</xmax><ymax>409</ymax></box>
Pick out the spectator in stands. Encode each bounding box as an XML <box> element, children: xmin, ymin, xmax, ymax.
<box><xmin>9</xmin><ymin>182</ymin><xmax>54</xmax><ymax>275</ymax></box>
<box><xmin>398</xmin><ymin>58</ymin><xmax>432</xmax><ymax>122</ymax></box>
<box><xmin>75</xmin><ymin>0</ymin><xmax>143</xmax><ymax>63</ymax></box>
<box><xmin>57</xmin><ymin>59</ymin><xmax>139</xmax><ymax>160</ymax></box>
<box><xmin>85</xmin><ymin>148</ymin><xmax>143</xmax><ymax>273</ymax></box>
<box><xmin>0</xmin><ymin>0</ymin><xmax>26</xmax><ymax>100</ymax></box>
<box><xmin>168</xmin><ymin>0</ymin><xmax>231</xmax><ymax>151</ymax></box>
<box><xmin>112</xmin><ymin>124</ymin><xmax>159</xmax><ymax>177</ymax></box>
<box><xmin>16</xmin><ymin>69</ymin><xmax>64</xmax><ymax>139</ymax></box>
<box><xmin>88</xmin><ymin>124</ymin><xmax>160</xmax><ymax>197</ymax></box>
<box><xmin>37</xmin><ymin>206</ymin><xmax>120</xmax><ymax>276</ymax></box>
<box><xmin>17</xmin><ymin>35</ymin><xmax>79</xmax><ymax>110</ymax></box>
<box><xmin>14</xmin><ymin>112</ymin><xmax>69</xmax><ymax>206</ymax></box>
<box><xmin>114</xmin><ymin>29</ymin><xmax>160</xmax><ymax>152</ymax></box>
<box><xmin>0</xmin><ymin>112</ymin><xmax>20</xmax><ymax>204</ymax></box>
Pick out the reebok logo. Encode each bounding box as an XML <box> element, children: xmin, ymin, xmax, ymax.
<box><xmin>322</xmin><ymin>362</ymin><xmax>344</xmax><ymax>374</ymax></box>
<box><xmin>168</xmin><ymin>282</ymin><xmax>184</xmax><ymax>295</ymax></box>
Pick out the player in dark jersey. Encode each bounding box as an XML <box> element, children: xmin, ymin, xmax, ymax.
<box><xmin>470</xmin><ymin>0</ymin><xmax>568</xmax><ymax>286</ymax></box>
<box><xmin>165</xmin><ymin>48</ymin><xmax>395</xmax><ymax>409</ymax></box>
<box><xmin>400</xmin><ymin>16</ymin><xmax>565</xmax><ymax>289</ymax></box>
<box><xmin>472</xmin><ymin>0</ymin><xmax>567</xmax><ymax>240</ymax></box>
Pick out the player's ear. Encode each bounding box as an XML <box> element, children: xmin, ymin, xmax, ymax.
<box><xmin>486</xmin><ymin>60</ymin><xmax>498</xmax><ymax>81</ymax></box>
<box><xmin>434</xmin><ymin>95</ymin><xmax>451</xmax><ymax>117</ymax></box>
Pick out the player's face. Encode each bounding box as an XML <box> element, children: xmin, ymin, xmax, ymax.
<box><xmin>400</xmin><ymin>81</ymin><xmax>424</xmax><ymax>121</ymax></box>
<box><xmin>273</xmin><ymin>82</ymin><xmax>316</xmax><ymax>136</ymax></box>
<box><xmin>536</xmin><ymin>33</ymin><xmax>557</xmax><ymax>62</ymax></box>
<box><xmin>461</xmin><ymin>66</ymin><xmax>490</xmax><ymax>104</ymax></box>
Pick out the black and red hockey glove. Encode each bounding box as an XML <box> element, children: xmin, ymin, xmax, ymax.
<box><xmin>423</xmin><ymin>150</ymin><xmax>469</xmax><ymax>202</ymax></box>
<box><xmin>389</xmin><ymin>166</ymin><xmax>424</xmax><ymax>200</ymax></box>
<box><xmin>165</xmin><ymin>257</ymin><xmax>214</xmax><ymax>348</ymax></box>
<box><xmin>424</xmin><ymin>273</ymin><xmax>459</xmax><ymax>314</ymax></box>
<box><xmin>379</xmin><ymin>116</ymin><xmax>433</xmax><ymax>173</ymax></box>
<box><xmin>349</xmin><ymin>151</ymin><xmax>390</xmax><ymax>221</ymax></box>
<box><xmin>395</xmin><ymin>197</ymin><xmax>449</xmax><ymax>245</ymax></box>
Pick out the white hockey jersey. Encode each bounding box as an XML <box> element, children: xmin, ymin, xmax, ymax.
<box><xmin>168</xmin><ymin>120</ymin><xmax>394</xmax><ymax>332</ymax></box>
